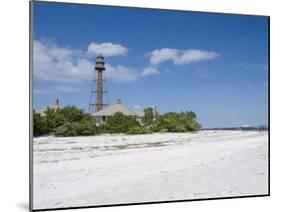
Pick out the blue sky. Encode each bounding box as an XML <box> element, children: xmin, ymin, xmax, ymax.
<box><xmin>32</xmin><ymin>1</ymin><xmax>269</xmax><ymax>128</ymax></box>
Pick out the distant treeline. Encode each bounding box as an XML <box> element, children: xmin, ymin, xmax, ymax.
<box><xmin>33</xmin><ymin>106</ymin><xmax>201</xmax><ymax>137</ymax></box>
<box><xmin>202</xmin><ymin>126</ymin><xmax>268</xmax><ymax>131</ymax></box>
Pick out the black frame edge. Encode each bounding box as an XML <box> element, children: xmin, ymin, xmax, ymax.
<box><xmin>32</xmin><ymin>194</ymin><xmax>270</xmax><ymax>212</ymax></box>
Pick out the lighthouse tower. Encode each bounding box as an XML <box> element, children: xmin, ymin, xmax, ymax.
<box><xmin>88</xmin><ymin>55</ymin><xmax>109</xmax><ymax>113</ymax></box>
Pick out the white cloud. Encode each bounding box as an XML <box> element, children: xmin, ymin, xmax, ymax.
<box><xmin>142</xmin><ymin>67</ymin><xmax>160</xmax><ymax>77</ymax></box>
<box><xmin>34</xmin><ymin>40</ymin><xmax>137</xmax><ymax>83</ymax></box>
<box><xmin>176</xmin><ymin>49</ymin><xmax>218</xmax><ymax>64</ymax></box>
<box><xmin>149</xmin><ymin>48</ymin><xmax>178</xmax><ymax>65</ymax></box>
<box><xmin>105</xmin><ymin>64</ymin><xmax>140</xmax><ymax>82</ymax></box>
<box><xmin>149</xmin><ymin>48</ymin><xmax>218</xmax><ymax>65</ymax></box>
<box><xmin>87</xmin><ymin>42</ymin><xmax>127</xmax><ymax>57</ymax></box>
<box><xmin>34</xmin><ymin>40</ymin><xmax>218</xmax><ymax>85</ymax></box>
<box><xmin>34</xmin><ymin>40</ymin><xmax>92</xmax><ymax>83</ymax></box>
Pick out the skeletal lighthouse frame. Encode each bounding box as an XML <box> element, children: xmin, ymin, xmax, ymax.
<box><xmin>88</xmin><ymin>55</ymin><xmax>109</xmax><ymax>113</ymax></box>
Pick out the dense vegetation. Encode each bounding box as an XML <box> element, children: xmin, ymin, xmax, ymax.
<box><xmin>33</xmin><ymin>106</ymin><xmax>97</xmax><ymax>137</ymax></box>
<box><xmin>33</xmin><ymin>106</ymin><xmax>201</xmax><ymax>137</ymax></box>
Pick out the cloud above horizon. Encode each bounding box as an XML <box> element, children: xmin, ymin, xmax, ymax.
<box><xmin>34</xmin><ymin>39</ymin><xmax>220</xmax><ymax>92</ymax></box>
<box><xmin>149</xmin><ymin>48</ymin><xmax>219</xmax><ymax>65</ymax></box>
<box><xmin>87</xmin><ymin>42</ymin><xmax>128</xmax><ymax>57</ymax></box>
<box><xmin>33</xmin><ymin>40</ymin><xmax>137</xmax><ymax>84</ymax></box>
<box><xmin>105</xmin><ymin>64</ymin><xmax>140</xmax><ymax>82</ymax></box>
<box><xmin>142</xmin><ymin>67</ymin><xmax>160</xmax><ymax>77</ymax></box>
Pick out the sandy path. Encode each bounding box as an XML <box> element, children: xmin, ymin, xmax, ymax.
<box><xmin>33</xmin><ymin>131</ymin><xmax>268</xmax><ymax>210</ymax></box>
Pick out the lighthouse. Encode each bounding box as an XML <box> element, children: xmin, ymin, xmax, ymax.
<box><xmin>88</xmin><ymin>55</ymin><xmax>108</xmax><ymax>113</ymax></box>
<box><xmin>95</xmin><ymin>55</ymin><xmax>106</xmax><ymax>112</ymax></box>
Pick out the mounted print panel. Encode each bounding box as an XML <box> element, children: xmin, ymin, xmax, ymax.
<box><xmin>30</xmin><ymin>1</ymin><xmax>269</xmax><ymax>211</ymax></box>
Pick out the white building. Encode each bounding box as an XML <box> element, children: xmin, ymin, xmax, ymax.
<box><xmin>91</xmin><ymin>99</ymin><xmax>144</xmax><ymax>123</ymax></box>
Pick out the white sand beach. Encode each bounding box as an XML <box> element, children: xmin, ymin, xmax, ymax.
<box><xmin>33</xmin><ymin>130</ymin><xmax>268</xmax><ymax>210</ymax></box>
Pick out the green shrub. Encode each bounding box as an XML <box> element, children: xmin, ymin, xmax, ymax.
<box><xmin>34</xmin><ymin>106</ymin><xmax>97</xmax><ymax>137</ymax></box>
<box><xmin>34</xmin><ymin>104</ymin><xmax>201</xmax><ymax>137</ymax></box>
<box><xmin>101</xmin><ymin>112</ymin><xmax>140</xmax><ymax>134</ymax></box>
<box><xmin>150</xmin><ymin>111</ymin><xmax>201</xmax><ymax>133</ymax></box>
<box><xmin>76</xmin><ymin>118</ymin><xmax>97</xmax><ymax>136</ymax></box>
<box><xmin>159</xmin><ymin>128</ymin><xmax>168</xmax><ymax>133</ymax></box>
<box><xmin>127</xmin><ymin>126</ymin><xmax>147</xmax><ymax>134</ymax></box>
<box><xmin>142</xmin><ymin>107</ymin><xmax>154</xmax><ymax>126</ymax></box>
<box><xmin>33</xmin><ymin>112</ymin><xmax>48</xmax><ymax>136</ymax></box>
<box><xmin>45</xmin><ymin>108</ymin><xmax>65</xmax><ymax>133</ymax></box>
<box><xmin>55</xmin><ymin>122</ymin><xmax>75</xmax><ymax>136</ymax></box>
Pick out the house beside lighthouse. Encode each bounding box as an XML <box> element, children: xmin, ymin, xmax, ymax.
<box><xmin>92</xmin><ymin>98</ymin><xmax>144</xmax><ymax>123</ymax></box>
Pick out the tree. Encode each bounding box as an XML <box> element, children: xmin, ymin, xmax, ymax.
<box><xmin>56</xmin><ymin>106</ymin><xmax>85</xmax><ymax>135</ymax></box>
<box><xmin>143</xmin><ymin>107</ymin><xmax>154</xmax><ymax>126</ymax></box>
<box><xmin>101</xmin><ymin>112</ymin><xmax>140</xmax><ymax>134</ymax></box>
<box><xmin>189</xmin><ymin>111</ymin><xmax>196</xmax><ymax>119</ymax></box>
<box><xmin>45</xmin><ymin>108</ymin><xmax>65</xmax><ymax>133</ymax></box>
<box><xmin>58</xmin><ymin>106</ymin><xmax>84</xmax><ymax>123</ymax></box>
<box><xmin>55</xmin><ymin>122</ymin><xmax>74</xmax><ymax>136</ymax></box>
<box><xmin>33</xmin><ymin>112</ymin><xmax>48</xmax><ymax>136</ymax></box>
<box><xmin>54</xmin><ymin>106</ymin><xmax>97</xmax><ymax>136</ymax></box>
<box><xmin>150</xmin><ymin>111</ymin><xmax>201</xmax><ymax>133</ymax></box>
<box><xmin>33</xmin><ymin>104</ymin><xmax>201</xmax><ymax>137</ymax></box>
<box><xmin>76</xmin><ymin>114</ymin><xmax>97</xmax><ymax>135</ymax></box>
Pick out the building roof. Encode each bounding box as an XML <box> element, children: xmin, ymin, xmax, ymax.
<box><xmin>92</xmin><ymin>103</ymin><xmax>137</xmax><ymax>117</ymax></box>
<box><xmin>92</xmin><ymin>98</ymin><xmax>144</xmax><ymax>117</ymax></box>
